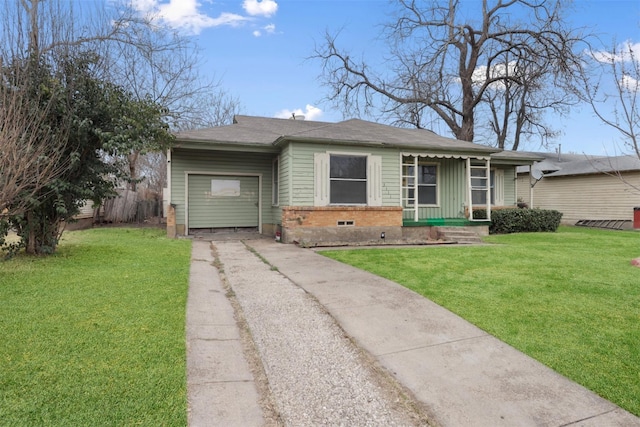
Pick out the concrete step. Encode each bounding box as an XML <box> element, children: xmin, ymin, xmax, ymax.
<box><xmin>435</xmin><ymin>227</ymin><xmax>483</xmax><ymax>244</ymax></box>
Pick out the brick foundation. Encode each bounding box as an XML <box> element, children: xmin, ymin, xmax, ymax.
<box><xmin>281</xmin><ymin>206</ymin><xmax>404</xmax><ymax>245</ymax></box>
<box><xmin>166</xmin><ymin>204</ymin><xmax>177</xmax><ymax>238</ymax></box>
<box><xmin>282</xmin><ymin>206</ymin><xmax>403</xmax><ymax>228</ymax></box>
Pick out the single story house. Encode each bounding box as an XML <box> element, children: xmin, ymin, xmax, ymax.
<box><xmin>517</xmin><ymin>153</ymin><xmax>640</xmax><ymax>228</ymax></box>
<box><xmin>166</xmin><ymin>115</ymin><xmax>540</xmax><ymax>245</ymax></box>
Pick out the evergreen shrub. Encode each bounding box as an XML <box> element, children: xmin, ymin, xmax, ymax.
<box><xmin>473</xmin><ymin>208</ymin><xmax>562</xmax><ymax>234</ymax></box>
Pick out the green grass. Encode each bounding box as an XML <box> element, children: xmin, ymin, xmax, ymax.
<box><xmin>321</xmin><ymin>226</ymin><xmax>640</xmax><ymax>416</ymax></box>
<box><xmin>0</xmin><ymin>227</ymin><xmax>192</xmax><ymax>426</ymax></box>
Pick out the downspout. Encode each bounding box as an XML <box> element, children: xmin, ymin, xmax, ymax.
<box><xmin>167</xmin><ymin>148</ymin><xmax>172</xmax><ymax>203</ymax></box>
<box><xmin>165</xmin><ymin>148</ymin><xmax>175</xmax><ymax>238</ymax></box>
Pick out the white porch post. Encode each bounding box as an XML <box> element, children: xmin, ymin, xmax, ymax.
<box><xmin>485</xmin><ymin>158</ymin><xmax>491</xmax><ymax>221</ymax></box>
<box><xmin>413</xmin><ymin>156</ymin><xmax>419</xmax><ymax>222</ymax></box>
<box><xmin>529</xmin><ymin>165</ymin><xmax>535</xmax><ymax>208</ymax></box>
<box><xmin>466</xmin><ymin>157</ymin><xmax>473</xmax><ymax>219</ymax></box>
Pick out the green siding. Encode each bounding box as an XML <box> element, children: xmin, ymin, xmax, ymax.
<box><xmin>402</xmin><ymin>158</ymin><xmax>467</xmax><ymax>221</ymax></box>
<box><xmin>288</xmin><ymin>142</ymin><xmax>401</xmax><ymax>206</ymax></box>
<box><xmin>502</xmin><ymin>166</ymin><xmax>516</xmax><ymax>205</ymax></box>
<box><xmin>188</xmin><ymin>175</ymin><xmax>258</xmax><ymax>228</ymax></box>
<box><xmin>279</xmin><ymin>144</ymin><xmax>291</xmax><ymax>207</ymax></box>
<box><xmin>171</xmin><ymin>148</ymin><xmax>278</xmax><ymax>227</ymax></box>
<box><xmin>172</xmin><ymin>145</ymin><xmax>520</xmax><ymax>229</ymax></box>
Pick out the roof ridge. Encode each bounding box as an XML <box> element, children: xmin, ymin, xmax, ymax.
<box><xmin>287</xmin><ymin>121</ymin><xmax>342</xmax><ymax>137</ymax></box>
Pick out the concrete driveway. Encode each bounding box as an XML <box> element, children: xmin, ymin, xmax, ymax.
<box><xmin>186</xmin><ymin>237</ymin><xmax>640</xmax><ymax>426</ymax></box>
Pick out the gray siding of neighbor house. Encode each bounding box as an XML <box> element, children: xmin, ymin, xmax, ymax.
<box><xmin>517</xmin><ymin>171</ymin><xmax>640</xmax><ymax>224</ymax></box>
<box><xmin>171</xmin><ymin>148</ymin><xmax>279</xmax><ymax>229</ymax></box>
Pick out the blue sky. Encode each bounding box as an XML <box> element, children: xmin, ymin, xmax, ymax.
<box><xmin>127</xmin><ymin>0</ymin><xmax>639</xmax><ymax>155</ymax></box>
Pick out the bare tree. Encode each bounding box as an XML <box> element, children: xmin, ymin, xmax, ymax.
<box><xmin>0</xmin><ymin>64</ymin><xmax>68</xmax><ymax>216</ymax></box>
<box><xmin>0</xmin><ymin>1</ymin><xmax>73</xmax><ymax>217</ymax></box>
<box><xmin>476</xmin><ymin>49</ymin><xmax>570</xmax><ymax>150</ymax></box>
<box><xmin>8</xmin><ymin>0</ymin><xmax>242</xmax><ymax>191</ymax></box>
<box><xmin>579</xmin><ymin>40</ymin><xmax>640</xmax><ymax>158</ymax></box>
<box><xmin>90</xmin><ymin>2</ymin><xmax>242</xmax><ymax>187</ymax></box>
<box><xmin>97</xmin><ymin>8</ymin><xmax>215</xmax><ymax>130</ymax></box>
<box><xmin>313</xmin><ymin>0</ymin><xmax>585</xmax><ymax>148</ymax></box>
<box><xmin>178</xmin><ymin>88</ymin><xmax>242</xmax><ymax>130</ymax></box>
<box><xmin>137</xmin><ymin>152</ymin><xmax>168</xmax><ymax>196</ymax></box>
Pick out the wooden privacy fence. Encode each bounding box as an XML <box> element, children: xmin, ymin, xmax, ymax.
<box><xmin>101</xmin><ymin>189</ymin><xmax>161</xmax><ymax>223</ymax></box>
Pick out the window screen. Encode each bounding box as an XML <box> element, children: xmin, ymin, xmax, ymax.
<box><xmin>330</xmin><ymin>155</ymin><xmax>367</xmax><ymax>204</ymax></box>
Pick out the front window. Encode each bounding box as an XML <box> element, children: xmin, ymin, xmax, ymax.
<box><xmin>402</xmin><ymin>156</ymin><xmax>438</xmax><ymax>206</ymax></box>
<box><xmin>418</xmin><ymin>164</ymin><xmax>437</xmax><ymax>205</ymax></box>
<box><xmin>471</xmin><ymin>168</ymin><xmax>495</xmax><ymax>205</ymax></box>
<box><xmin>330</xmin><ymin>155</ymin><xmax>367</xmax><ymax>204</ymax></box>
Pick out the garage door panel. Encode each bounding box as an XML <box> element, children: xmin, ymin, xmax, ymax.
<box><xmin>188</xmin><ymin>175</ymin><xmax>259</xmax><ymax>229</ymax></box>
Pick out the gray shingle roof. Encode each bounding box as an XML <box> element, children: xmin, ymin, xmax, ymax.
<box><xmin>545</xmin><ymin>155</ymin><xmax>640</xmax><ymax>177</ymax></box>
<box><xmin>516</xmin><ymin>152</ymin><xmax>640</xmax><ymax>176</ymax></box>
<box><xmin>274</xmin><ymin>118</ymin><xmax>498</xmax><ymax>153</ymax></box>
<box><xmin>174</xmin><ymin>115</ymin><xmax>498</xmax><ymax>154</ymax></box>
<box><xmin>174</xmin><ymin>115</ymin><xmax>328</xmax><ymax>145</ymax></box>
<box><xmin>491</xmin><ymin>150</ymin><xmax>544</xmax><ymax>162</ymax></box>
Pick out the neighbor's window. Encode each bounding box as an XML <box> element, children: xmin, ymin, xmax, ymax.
<box><xmin>330</xmin><ymin>154</ymin><xmax>367</xmax><ymax>204</ymax></box>
<box><xmin>272</xmin><ymin>157</ymin><xmax>279</xmax><ymax>205</ymax></box>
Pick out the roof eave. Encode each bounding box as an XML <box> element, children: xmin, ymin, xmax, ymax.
<box><xmin>274</xmin><ymin>135</ymin><xmax>498</xmax><ymax>155</ymax></box>
<box><xmin>173</xmin><ymin>138</ymin><xmax>279</xmax><ymax>153</ymax></box>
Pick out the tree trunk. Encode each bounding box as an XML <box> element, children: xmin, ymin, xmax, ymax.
<box><xmin>26</xmin><ymin>210</ymin><xmax>36</xmax><ymax>254</ymax></box>
<box><xmin>128</xmin><ymin>150</ymin><xmax>139</xmax><ymax>191</ymax></box>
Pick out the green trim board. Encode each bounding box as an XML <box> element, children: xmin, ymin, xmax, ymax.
<box><xmin>403</xmin><ymin>218</ymin><xmax>491</xmax><ymax>227</ymax></box>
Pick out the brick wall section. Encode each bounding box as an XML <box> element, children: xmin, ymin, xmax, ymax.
<box><xmin>282</xmin><ymin>206</ymin><xmax>404</xmax><ymax>228</ymax></box>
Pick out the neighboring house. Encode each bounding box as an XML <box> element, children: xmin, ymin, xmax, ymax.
<box><xmin>64</xmin><ymin>200</ymin><xmax>95</xmax><ymax>231</ymax></box>
<box><xmin>517</xmin><ymin>153</ymin><xmax>640</xmax><ymax>227</ymax></box>
<box><xmin>167</xmin><ymin>115</ymin><xmax>539</xmax><ymax>245</ymax></box>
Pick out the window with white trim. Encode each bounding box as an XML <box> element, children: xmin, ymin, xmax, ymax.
<box><xmin>314</xmin><ymin>152</ymin><xmax>382</xmax><ymax>206</ymax></box>
<box><xmin>472</xmin><ymin>169</ymin><xmax>504</xmax><ymax>205</ymax></box>
<box><xmin>330</xmin><ymin>154</ymin><xmax>367</xmax><ymax>204</ymax></box>
<box><xmin>402</xmin><ymin>156</ymin><xmax>438</xmax><ymax>206</ymax></box>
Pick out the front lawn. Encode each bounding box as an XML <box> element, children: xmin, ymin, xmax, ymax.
<box><xmin>0</xmin><ymin>228</ymin><xmax>192</xmax><ymax>426</ymax></box>
<box><xmin>321</xmin><ymin>227</ymin><xmax>640</xmax><ymax>416</ymax></box>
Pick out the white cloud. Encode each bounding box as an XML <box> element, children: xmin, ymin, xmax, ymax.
<box><xmin>243</xmin><ymin>0</ymin><xmax>278</xmax><ymax>17</ymax></box>
<box><xmin>591</xmin><ymin>40</ymin><xmax>640</xmax><ymax>63</ymax></box>
<box><xmin>275</xmin><ymin>105</ymin><xmax>323</xmax><ymax>121</ymax></box>
<box><xmin>129</xmin><ymin>0</ymin><xmax>249</xmax><ymax>34</ymax></box>
<box><xmin>620</xmin><ymin>74</ymin><xmax>639</xmax><ymax>92</ymax></box>
<box><xmin>252</xmin><ymin>23</ymin><xmax>276</xmax><ymax>37</ymax></box>
<box><xmin>471</xmin><ymin>61</ymin><xmax>517</xmax><ymax>89</ymax></box>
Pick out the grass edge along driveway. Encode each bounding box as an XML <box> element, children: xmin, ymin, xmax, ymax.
<box><xmin>0</xmin><ymin>228</ymin><xmax>192</xmax><ymax>426</ymax></box>
<box><xmin>321</xmin><ymin>226</ymin><xmax>640</xmax><ymax>417</ymax></box>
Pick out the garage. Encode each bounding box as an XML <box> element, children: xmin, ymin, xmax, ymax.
<box><xmin>186</xmin><ymin>174</ymin><xmax>261</xmax><ymax>233</ymax></box>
